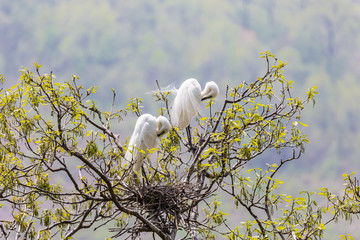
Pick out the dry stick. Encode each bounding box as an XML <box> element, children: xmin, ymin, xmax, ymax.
<box><xmin>64</xmin><ymin>201</ymin><xmax>96</xmax><ymax>239</ymax></box>
<box><xmin>0</xmin><ymin>225</ymin><xmax>9</xmax><ymax>240</ymax></box>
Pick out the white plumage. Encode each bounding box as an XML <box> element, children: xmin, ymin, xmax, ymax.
<box><xmin>124</xmin><ymin>114</ymin><xmax>171</xmax><ymax>173</ymax></box>
<box><xmin>171</xmin><ymin>78</ymin><xmax>219</xmax><ymax>129</ymax></box>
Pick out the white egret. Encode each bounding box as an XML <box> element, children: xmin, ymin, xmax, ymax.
<box><xmin>170</xmin><ymin>78</ymin><xmax>219</xmax><ymax>151</ymax></box>
<box><xmin>124</xmin><ymin>114</ymin><xmax>171</xmax><ymax>176</ymax></box>
<box><xmin>171</xmin><ymin>78</ymin><xmax>219</xmax><ymax>129</ymax></box>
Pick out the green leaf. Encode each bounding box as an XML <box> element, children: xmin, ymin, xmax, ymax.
<box><xmin>297</xmin><ymin>121</ymin><xmax>308</xmax><ymax>127</ymax></box>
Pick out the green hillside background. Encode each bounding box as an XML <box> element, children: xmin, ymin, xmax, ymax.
<box><xmin>1</xmin><ymin>0</ymin><xmax>360</xmax><ymax>239</ymax></box>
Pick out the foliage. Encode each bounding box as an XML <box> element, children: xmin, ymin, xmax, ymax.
<box><xmin>1</xmin><ymin>0</ymin><xmax>360</xmax><ymax>182</ymax></box>
<box><xmin>320</xmin><ymin>173</ymin><xmax>360</xmax><ymax>223</ymax></box>
<box><xmin>1</xmin><ymin>0</ymin><xmax>360</xmax><ymax>238</ymax></box>
<box><xmin>5</xmin><ymin>53</ymin><xmax>360</xmax><ymax>240</ymax></box>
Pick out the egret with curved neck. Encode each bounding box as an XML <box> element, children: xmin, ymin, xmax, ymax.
<box><xmin>124</xmin><ymin>114</ymin><xmax>171</xmax><ymax>177</ymax></box>
<box><xmin>171</xmin><ymin>78</ymin><xmax>219</xmax><ymax>152</ymax></box>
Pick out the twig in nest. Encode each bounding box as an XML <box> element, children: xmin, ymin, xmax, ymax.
<box><xmin>111</xmin><ymin>181</ymin><xmax>214</xmax><ymax>238</ymax></box>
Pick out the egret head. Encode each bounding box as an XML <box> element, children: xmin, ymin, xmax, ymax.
<box><xmin>201</xmin><ymin>81</ymin><xmax>219</xmax><ymax>101</ymax></box>
<box><xmin>156</xmin><ymin>116</ymin><xmax>171</xmax><ymax>137</ymax></box>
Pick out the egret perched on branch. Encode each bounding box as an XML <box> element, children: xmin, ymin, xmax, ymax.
<box><xmin>124</xmin><ymin>114</ymin><xmax>171</xmax><ymax>177</ymax></box>
<box><xmin>171</xmin><ymin>78</ymin><xmax>219</xmax><ymax>152</ymax></box>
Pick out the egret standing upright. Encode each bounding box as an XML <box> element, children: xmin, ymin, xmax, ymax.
<box><xmin>124</xmin><ymin>114</ymin><xmax>171</xmax><ymax>181</ymax></box>
<box><xmin>171</xmin><ymin>78</ymin><xmax>219</xmax><ymax>152</ymax></box>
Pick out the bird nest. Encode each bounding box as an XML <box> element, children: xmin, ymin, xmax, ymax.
<box><xmin>113</xmin><ymin>181</ymin><xmax>212</xmax><ymax>237</ymax></box>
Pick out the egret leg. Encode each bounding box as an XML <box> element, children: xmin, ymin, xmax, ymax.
<box><xmin>141</xmin><ymin>165</ymin><xmax>150</xmax><ymax>186</ymax></box>
<box><xmin>186</xmin><ymin>125</ymin><xmax>196</xmax><ymax>154</ymax></box>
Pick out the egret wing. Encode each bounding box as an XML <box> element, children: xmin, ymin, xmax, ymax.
<box><xmin>172</xmin><ymin>79</ymin><xmax>201</xmax><ymax>129</ymax></box>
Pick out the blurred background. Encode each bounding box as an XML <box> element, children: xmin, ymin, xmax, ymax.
<box><xmin>1</xmin><ymin>0</ymin><xmax>360</xmax><ymax>239</ymax></box>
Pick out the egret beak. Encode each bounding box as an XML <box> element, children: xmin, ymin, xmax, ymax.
<box><xmin>157</xmin><ymin>131</ymin><xmax>165</xmax><ymax>137</ymax></box>
<box><xmin>201</xmin><ymin>95</ymin><xmax>212</xmax><ymax>101</ymax></box>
